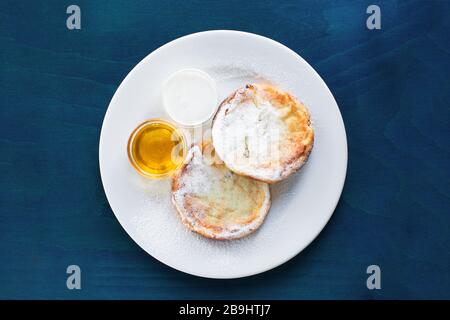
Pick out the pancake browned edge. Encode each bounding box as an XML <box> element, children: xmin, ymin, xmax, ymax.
<box><xmin>171</xmin><ymin>144</ymin><xmax>271</xmax><ymax>240</ymax></box>
<box><xmin>212</xmin><ymin>84</ymin><xmax>314</xmax><ymax>183</ymax></box>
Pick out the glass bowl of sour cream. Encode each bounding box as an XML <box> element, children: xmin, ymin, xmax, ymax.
<box><xmin>162</xmin><ymin>68</ymin><xmax>218</xmax><ymax>127</ymax></box>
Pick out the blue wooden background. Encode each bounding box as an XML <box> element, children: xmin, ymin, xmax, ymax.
<box><xmin>0</xmin><ymin>0</ymin><xmax>449</xmax><ymax>299</ymax></box>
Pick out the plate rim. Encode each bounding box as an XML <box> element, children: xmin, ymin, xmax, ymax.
<box><xmin>99</xmin><ymin>29</ymin><xmax>348</xmax><ymax>279</ymax></box>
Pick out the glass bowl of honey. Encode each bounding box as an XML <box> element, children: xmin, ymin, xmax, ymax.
<box><xmin>127</xmin><ymin>119</ymin><xmax>187</xmax><ymax>179</ymax></box>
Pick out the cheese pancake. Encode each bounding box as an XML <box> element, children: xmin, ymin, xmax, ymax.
<box><xmin>212</xmin><ymin>84</ymin><xmax>314</xmax><ymax>183</ymax></box>
<box><xmin>171</xmin><ymin>144</ymin><xmax>271</xmax><ymax>240</ymax></box>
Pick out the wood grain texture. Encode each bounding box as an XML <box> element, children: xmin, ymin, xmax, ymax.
<box><xmin>0</xmin><ymin>0</ymin><xmax>449</xmax><ymax>299</ymax></box>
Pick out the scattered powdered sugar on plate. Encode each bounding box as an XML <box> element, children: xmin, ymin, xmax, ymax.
<box><xmin>207</xmin><ymin>64</ymin><xmax>266</xmax><ymax>83</ymax></box>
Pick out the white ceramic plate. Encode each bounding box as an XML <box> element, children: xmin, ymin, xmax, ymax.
<box><xmin>99</xmin><ymin>30</ymin><xmax>347</xmax><ymax>279</ymax></box>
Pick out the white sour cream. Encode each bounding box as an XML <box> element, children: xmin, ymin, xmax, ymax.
<box><xmin>162</xmin><ymin>69</ymin><xmax>218</xmax><ymax>126</ymax></box>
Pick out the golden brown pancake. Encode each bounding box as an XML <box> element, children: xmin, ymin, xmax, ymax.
<box><xmin>171</xmin><ymin>144</ymin><xmax>271</xmax><ymax>240</ymax></box>
<box><xmin>212</xmin><ymin>84</ymin><xmax>314</xmax><ymax>183</ymax></box>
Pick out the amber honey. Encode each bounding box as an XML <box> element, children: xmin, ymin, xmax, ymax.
<box><xmin>127</xmin><ymin>119</ymin><xmax>186</xmax><ymax>178</ymax></box>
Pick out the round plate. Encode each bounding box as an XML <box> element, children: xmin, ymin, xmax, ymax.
<box><xmin>99</xmin><ymin>30</ymin><xmax>347</xmax><ymax>279</ymax></box>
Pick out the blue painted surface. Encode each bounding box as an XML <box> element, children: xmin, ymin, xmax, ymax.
<box><xmin>0</xmin><ymin>0</ymin><xmax>449</xmax><ymax>299</ymax></box>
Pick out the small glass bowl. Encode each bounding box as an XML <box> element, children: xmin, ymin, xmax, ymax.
<box><xmin>127</xmin><ymin>119</ymin><xmax>187</xmax><ymax>179</ymax></box>
<box><xmin>162</xmin><ymin>68</ymin><xmax>218</xmax><ymax>127</ymax></box>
